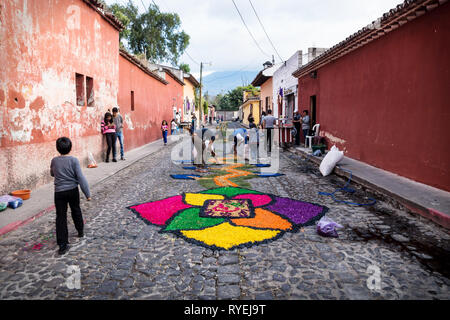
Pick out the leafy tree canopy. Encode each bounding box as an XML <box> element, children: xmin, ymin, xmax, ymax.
<box><xmin>216</xmin><ymin>85</ymin><xmax>260</xmax><ymax>111</ymax></box>
<box><xmin>179</xmin><ymin>63</ymin><xmax>190</xmax><ymax>73</ymax></box>
<box><xmin>109</xmin><ymin>1</ymin><xmax>190</xmax><ymax>66</ymax></box>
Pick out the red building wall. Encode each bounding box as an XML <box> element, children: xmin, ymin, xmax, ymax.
<box><xmin>298</xmin><ymin>3</ymin><xmax>450</xmax><ymax>191</ymax></box>
<box><xmin>0</xmin><ymin>0</ymin><xmax>120</xmax><ymax>194</ymax></box>
<box><xmin>118</xmin><ymin>55</ymin><xmax>184</xmax><ymax>151</ymax></box>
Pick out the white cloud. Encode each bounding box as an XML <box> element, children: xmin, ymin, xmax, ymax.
<box><xmin>106</xmin><ymin>0</ymin><xmax>404</xmax><ymax>72</ymax></box>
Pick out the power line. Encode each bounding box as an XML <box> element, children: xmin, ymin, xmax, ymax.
<box><xmin>139</xmin><ymin>0</ymin><xmax>147</xmax><ymax>12</ymax></box>
<box><xmin>231</xmin><ymin>0</ymin><xmax>271</xmax><ymax>59</ymax></box>
<box><xmin>185</xmin><ymin>51</ymin><xmax>200</xmax><ymax>66</ymax></box>
<box><xmin>248</xmin><ymin>0</ymin><xmax>283</xmax><ymax>63</ymax></box>
<box><xmin>116</xmin><ymin>0</ymin><xmax>130</xmax><ymax>8</ymax></box>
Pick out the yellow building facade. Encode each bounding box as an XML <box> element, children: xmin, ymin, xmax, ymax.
<box><xmin>182</xmin><ymin>74</ymin><xmax>200</xmax><ymax>125</ymax></box>
<box><xmin>240</xmin><ymin>91</ymin><xmax>261</xmax><ymax>127</ymax></box>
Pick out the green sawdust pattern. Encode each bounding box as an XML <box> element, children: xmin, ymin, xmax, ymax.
<box><xmin>200</xmin><ymin>187</ymin><xmax>263</xmax><ymax>197</ymax></box>
<box><xmin>163</xmin><ymin>207</ymin><xmax>225</xmax><ymax>232</ymax></box>
<box><xmin>198</xmin><ymin>165</ymin><xmax>258</xmax><ymax>189</ymax></box>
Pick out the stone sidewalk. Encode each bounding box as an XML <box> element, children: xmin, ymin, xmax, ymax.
<box><xmin>291</xmin><ymin>146</ymin><xmax>450</xmax><ymax>229</ymax></box>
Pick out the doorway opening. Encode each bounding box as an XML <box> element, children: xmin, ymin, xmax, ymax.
<box><xmin>310</xmin><ymin>95</ymin><xmax>317</xmax><ymax>128</ymax></box>
<box><xmin>286</xmin><ymin>94</ymin><xmax>295</xmax><ymax>126</ymax></box>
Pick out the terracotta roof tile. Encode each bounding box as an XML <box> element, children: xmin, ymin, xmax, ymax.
<box><xmin>82</xmin><ymin>0</ymin><xmax>124</xmax><ymax>31</ymax></box>
<box><xmin>119</xmin><ymin>48</ymin><xmax>169</xmax><ymax>85</ymax></box>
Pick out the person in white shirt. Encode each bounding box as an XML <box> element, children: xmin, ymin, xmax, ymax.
<box><xmin>262</xmin><ymin>110</ymin><xmax>278</xmax><ymax>153</ymax></box>
<box><xmin>171</xmin><ymin>119</ymin><xmax>178</xmax><ymax>135</ymax></box>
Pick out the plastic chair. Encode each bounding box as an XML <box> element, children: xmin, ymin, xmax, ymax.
<box><xmin>305</xmin><ymin>124</ymin><xmax>320</xmax><ymax>148</ymax></box>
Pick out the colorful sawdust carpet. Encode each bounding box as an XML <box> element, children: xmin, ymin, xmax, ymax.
<box><xmin>170</xmin><ymin>174</ymin><xmax>201</xmax><ymax>180</ymax></box>
<box><xmin>128</xmin><ymin>187</ymin><xmax>328</xmax><ymax>250</ymax></box>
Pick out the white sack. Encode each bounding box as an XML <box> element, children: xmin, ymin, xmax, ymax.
<box><xmin>319</xmin><ymin>145</ymin><xmax>344</xmax><ymax>177</ymax></box>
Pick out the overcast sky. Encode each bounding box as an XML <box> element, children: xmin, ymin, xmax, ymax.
<box><xmin>107</xmin><ymin>0</ymin><xmax>404</xmax><ymax>77</ymax></box>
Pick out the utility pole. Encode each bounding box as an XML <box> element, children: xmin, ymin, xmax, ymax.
<box><xmin>198</xmin><ymin>62</ymin><xmax>212</xmax><ymax>129</ymax></box>
<box><xmin>198</xmin><ymin>62</ymin><xmax>203</xmax><ymax>129</ymax></box>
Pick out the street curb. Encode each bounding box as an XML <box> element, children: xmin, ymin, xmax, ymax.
<box><xmin>0</xmin><ymin>205</ymin><xmax>55</xmax><ymax>237</ymax></box>
<box><xmin>92</xmin><ymin>136</ymin><xmax>180</xmax><ymax>187</ymax></box>
<box><xmin>288</xmin><ymin>148</ymin><xmax>450</xmax><ymax>230</ymax></box>
<box><xmin>0</xmin><ymin>137</ymin><xmax>181</xmax><ymax>238</ymax></box>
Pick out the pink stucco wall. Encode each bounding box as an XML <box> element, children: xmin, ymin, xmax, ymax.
<box><xmin>260</xmin><ymin>77</ymin><xmax>273</xmax><ymax>113</ymax></box>
<box><xmin>297</xmin><ymin>2</ymin><xmax>450</xmax><ymax>191</ymax></box>
<box><xmin>118</xmin><ymin>54</ymin><xmax>184</xmax><ymax>151</ymax></box>
<box><xmin>0</xmin><ymin>0</ymin><xmax>120</xmax><ymax>194</ymax></box>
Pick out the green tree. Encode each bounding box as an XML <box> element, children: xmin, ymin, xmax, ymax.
<box><xmin>109</xmin><ymin>3</ymin><xmax>131</xmax><ymax>42</ymax></box>
<box><xmin>214</xmin><ymin>94</ymin><xmax>226</xmax><ymax>110</ymax></box>
<box><xmin>217</xmin><ymin>85</ymin><xmax>260</xmax><ymax>111</ymax></box>
<box><xmin>108</xmin><ymin>1</ymin><xmax>190</xmax><ymax>66</ymax></box>
<box><xmin>179</xmin><ymin>63</ymin><xmax>190</xmax><ymax>73</ymax></box>
<box><xmin>109</xmin><ymin>2</ymin><xmax>137</xmax><ymax>43</ymax></box>
<box><xmin>203</xmin><ymin>100</ymin><xmax>208</xmax><ymax>115</ymax></box>
<box><xmin>194</xmin><ymin>87</ymin><xmax>200</xmax><ymax>110</ymax></box>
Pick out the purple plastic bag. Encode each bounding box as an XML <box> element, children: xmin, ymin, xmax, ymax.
<box><xmin>317</xmin><ymin>216</ymin><xmax>343</xmax><ymax>238</ymax></box>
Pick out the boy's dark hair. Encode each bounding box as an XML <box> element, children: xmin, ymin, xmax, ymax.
<box><xmin>112</xmin><ymin>107</ymin><xmax>118</xmax><ymax>113</ymax></box>
<box><xmin>303</xmin><ymin>110</ymin><xmax>309</xmax><ymax>115</ymax></box>
<box><xmin>56</xmin><ymin>137</ymin><xmax>72</xmax><ymax>155</ymax></box>
<box><xmin>268</xmin><ymin>110</ymin><xmax>272</xmax><ymax>114</ymax></box>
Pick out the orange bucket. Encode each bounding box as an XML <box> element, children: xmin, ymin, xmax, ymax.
<box><xmin>11</xmin><ymin>189</ymin><xmax>31</xmax><ymax>200</ymax></box>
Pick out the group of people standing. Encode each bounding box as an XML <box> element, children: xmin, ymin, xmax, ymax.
<box><xmin>161</xmin><ymin>111</ymin><xmax>182</xmax><ymax>145</ymax></box>
<box><xmin>240</xmin><ymin>109</ymin><xmax>310</xmax><ymax>159</ymax></box>
<box><xmin>293</xmin><ymin>110</ymin><xmax>310</xmax><ymax>146</ymax></box>
<box><xmin>101</xmin><ymin>107</ymin><xmax>126</xmax><ymax>162</ymax></box>
<box><xmin>230</xmin><ymin>109</ymin><xmax>277</xmax><ymax>163</ymax></box>
<box><xmin>260</xmin><ymin>109</ymin><xmax>311</xmax><ymax>147</ymax></box>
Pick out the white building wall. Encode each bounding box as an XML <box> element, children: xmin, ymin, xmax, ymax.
<box><xmin>272</xmin><ymin>50</ymin><xmax>302</xmax><ymax>119</ymax></box>
<box><xmin>307</xmin><ymin>47</ymin><xmax>328</xmax><ymax>65</ymax></box>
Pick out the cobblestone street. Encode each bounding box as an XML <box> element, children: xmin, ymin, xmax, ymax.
<box><xmin>0</xmin><ymin>141</ymin><xmax>449</xmax><ymax>300</ymax></box>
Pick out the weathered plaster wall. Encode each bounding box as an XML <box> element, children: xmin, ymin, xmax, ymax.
<box><xmin>0</xmin><ymin>0</ymin><xmax>119</xmax><ymax>194</ymax></box>
<box><xmin>118</xmin><ymin>55</ymin><xmax>184</xmax><ymax>151</ymax></box>
<box><xmin>297</xmin><ymin>3</ymin><xmax>450</xmax><ymax>191</ymax></box>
